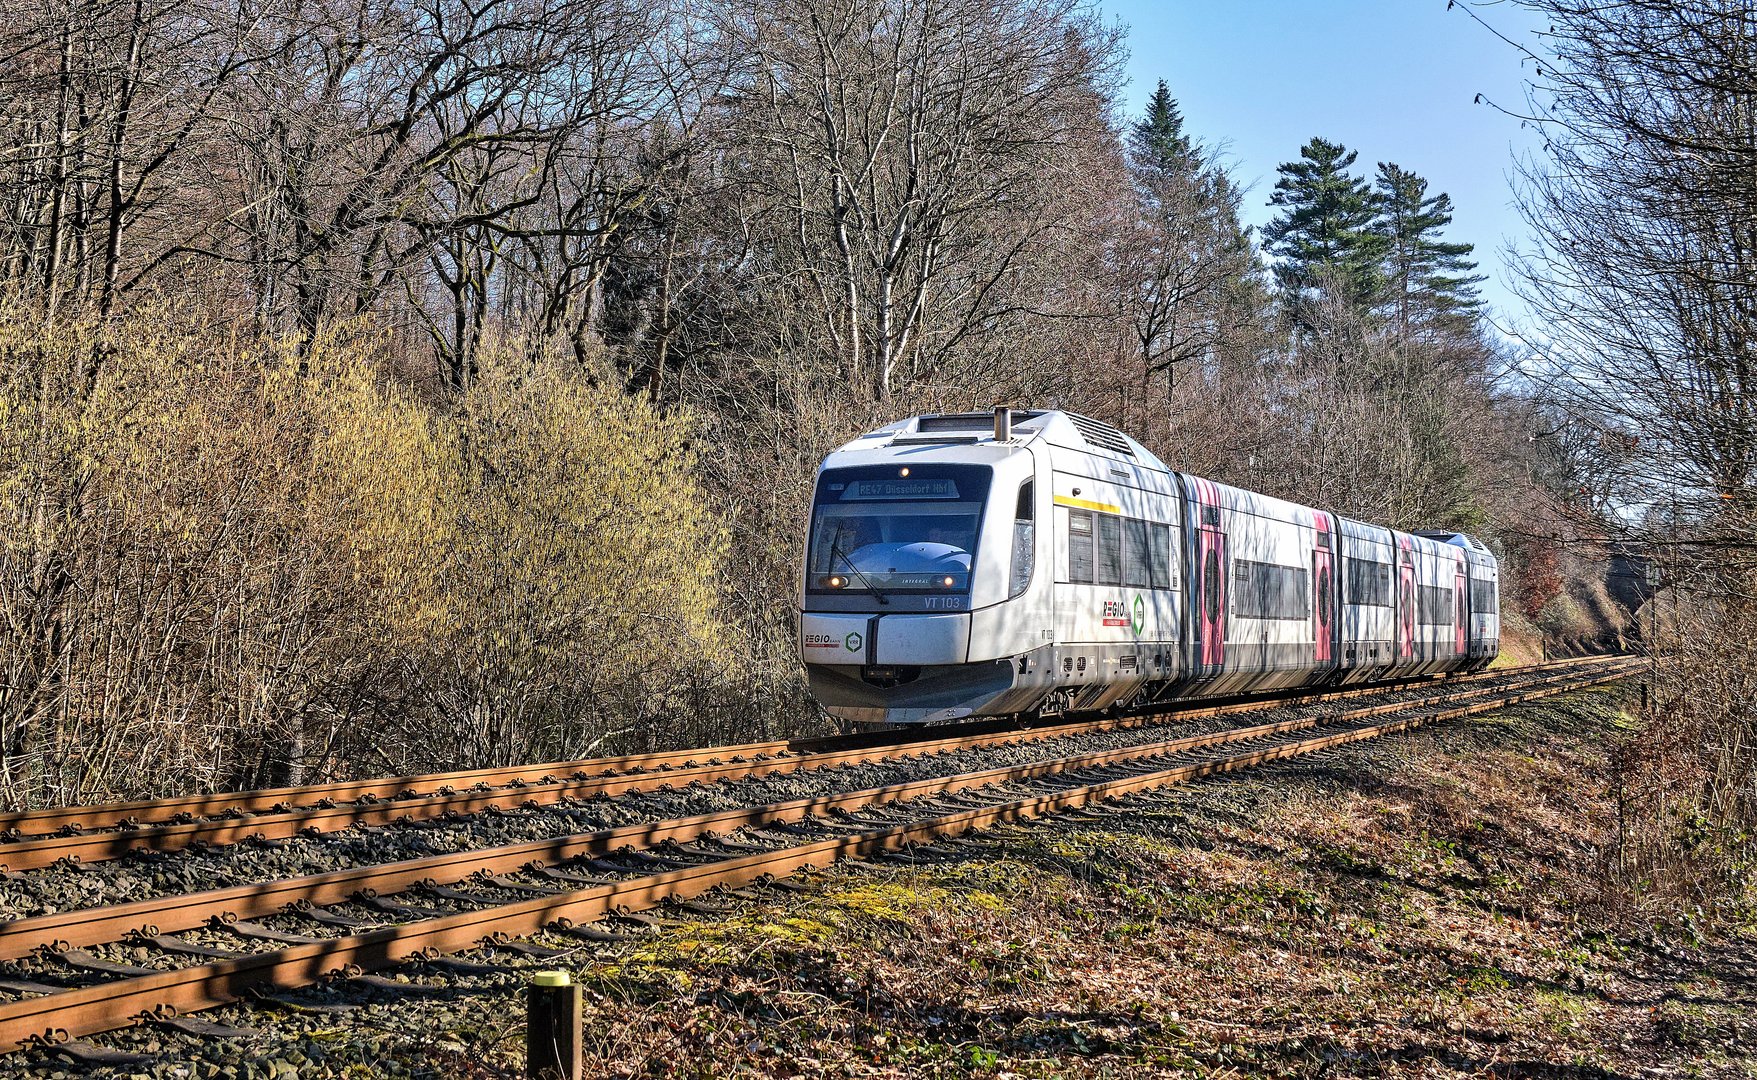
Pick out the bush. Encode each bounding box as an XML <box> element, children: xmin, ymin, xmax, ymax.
<box><xmin>0</xmin><ymin>306</ymin><xmax>730</xmax><ymax>805</ymax></box>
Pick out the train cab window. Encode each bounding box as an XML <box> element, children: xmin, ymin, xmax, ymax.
<box><xmin>1123</xmin><ymin>519</ymin><xmax>1151</xmax><ymax>588</ymax></box>
<box><xmin>1150</xmin><ymin>524</ymin><xmax>1174</xmax><ymax>589</ymax></box>
<box><xmin>1096</xmin><ymin>514</ymin><xmax>1123</xmax><ymax>585</ymax></box>
<box><xmin>1067</xmin><ymin>509</ymin><xmax>1094</xmax><ymax>584</ymax></box>
<box><xmin>1470</xmin><ymin>579</ymin><xmax>1496</xmax><ymax>613</ymax></box>
<box><xmin>1010</xmin><ymin>481</ymin><xmax>1035</xmax><ymax>599</ymax></box>
<box><xmin>806</xmin><ymin>463</ymin><xmax>991</xmax><ymax>594</ymax></box>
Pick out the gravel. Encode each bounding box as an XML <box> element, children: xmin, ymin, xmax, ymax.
<box><xmin>0</xmin><ymin>670</ymin><xmax>1564</xmax><ymax>923</ymax></box>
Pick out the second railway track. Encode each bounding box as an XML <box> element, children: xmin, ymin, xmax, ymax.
<box><xmin>0</xmin><ymin>657</ymin><xmax>1618</xmax><ymax>873</ymax></box>
<box><xmin>0</xmin><ymin>656</ymin><xmax>1636</xmax><ymax>1058</ymax></box>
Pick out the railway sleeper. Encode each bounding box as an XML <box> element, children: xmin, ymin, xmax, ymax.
<box><xmin>418</xmin><ymin>955</ymin><xmax>511</xmax><ymax>978</ymax></box>
<box><xmin>56</xmin><ymin>950</ymin><xmax>158</xmax><ymax>978</ymax></box>
<box><xmin>663</xmin><ymin>841</ymin><xmax>738</xmax><ymax>859</ymax></box>
<box><xmin>42</xmin><ymin>1039</ymin><xmax>152</xmax><ymax>1068</ymax></box>
<box><xmin>419</xmin><ymin>883</ymin><xmax>502</xmax><ymax>905</ymax></box>
<box><xmin>488</xmin><ymin>940</ymin><xmax>573</xmax><ymax>961</ymax></box>
<box><xmin>942</xmin><ymin>791</ymin><xmax>1008</xmax><ymax>808</ymax></box>
<box><xmin>345</xmin><ymin>973</ymin><xmax>454</xmax><ymax>996</ymax></box>
<box><xmin>651</xmin><ymin>841</ymin><xmax>731</xmax><ymax>861</ymax></box>
<box><xmin>935</xmin><ymin>835</ymin><xmax>992</xmax><ymax>850</ymax></box>
<box><xmin>582</xmin><ymin>856</ymin><xmax>659</xmax><ymax>876</ymax></box>
<box><xmin>702</xmin><ymin>837</ymin><xmax>772</xmax><ymax>853</ymax></box>
<box><xmin>248</xmin><ymin>992</ymin><xmax>360</xmax><ymax>1015</ymax></box>
<box><xmin>0</xmin><ymin>976</ymin><xmax>67</xmax><ymax>997</ymax></box>
<box><xmin>128</xmin><ymin>933</ymin><xmax>245</xmax><ymax>961</ymax></box>
<box><xmin>223</xmin><ymin>920</ymin><xmax>326</xmax><ymax>946</ymax></box>
<box><xmin>668</xmin><ymin>898</ymin><xmax>737</xmax><ymax>916</ymax></box>
<box><xmin>353</xmin><ymin>895</ymin><xmax>447</xmax><ymax>920</ymax></box>
<box><xmin>752</xmin><ymin>877</ymin><xmax>812</xmax><ymax>894</ymax></box>
<box><xmin>290</xmin><ymin>903</ymin><xmax>376</xmax><ymax>931</ymax></box>
<box><xmin>553</xmin><ymin>923</ymin><xmax>632</xmax><ymax>944</ymax></box>
<box><xmin>747</xmin><ymin>822</ymin><xmax>820</xmax><ymax>840</ymax></box>
<box><xmin>155</xmin><ymin>1015</ymin><xmax>258</xmax><ymax>1039</ymax></box>
<box><xmin>874</xmin><ymin>850</ymin><xmax>945</xmax><ymax>865</ymax></box>
<box><xmin>533</xmin><ymin>865</ymin><xmax>617</xmax><ymax>887</ymax></box>
<box><xmin>482</xmin><ymin>875</ymin><xmax>565</xmax><ymax>898</ymax></box>
<box><xmin>616</xmin><ymin>850</ymin><xmax>704</xmax><ymax>870</ymax></box>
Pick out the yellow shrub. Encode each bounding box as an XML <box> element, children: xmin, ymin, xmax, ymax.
<box><xmin>0</xmin><ymin>304</ymin><xmax>731</xmax><ymax>802</ymax></box>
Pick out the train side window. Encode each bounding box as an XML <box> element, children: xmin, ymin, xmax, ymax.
<box><xmin>1150</xmin><ymin>524</ymin><xmax>1173</xmax><ymax>588</ymax></box>
<box><xmin>1067</xmin><ymin>509</ymin><xmax>1094</xmax><ymax>584</ymax></box>
<box><xmin>1122</xmin><ymin>518</ymin><xmax>1151</xmax><ymax>588</ymax></box>
<box><xmin>1233</xmin><ymin>560</ymin><xmax>1310</xmax><ymax>619</ymax></box>
<box><xmin>1345</xmin><ymin>557</ymin><xmax>1392</xmax><ymax>607</ymax></box>
<box><xmin>1418</xmin><ymin>585</ymin><xmax>1453</xmax><ymax>624</ymax></box>
<box><xmin>1469</xmin><ymin>579</ymin><xmax>1496</xmax><ymax>613</ymax></box>
<box><xmin>1010</xmin><ymin>481</ymin><xmax>1034</xmax><ymax>598</ymax></box>
<box><xmin>1096</xmin><ymin>514</ymin><xmax>1123</xmax><ymax>585</ymax></box>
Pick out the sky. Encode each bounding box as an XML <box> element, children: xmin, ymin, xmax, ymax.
<box><xmin>1099</xmin><ymin>0</ymin><xmax>1549</xmax><ymax>334</ymax></box>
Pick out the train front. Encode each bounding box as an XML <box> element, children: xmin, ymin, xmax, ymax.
<box><xmin>798</xmin><ymin>414</ymin><xmax>1040</xmax><ymax>725</ymax></box>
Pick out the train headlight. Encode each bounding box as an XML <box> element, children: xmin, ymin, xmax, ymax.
<box><xmin>940</xmin><ymin>576</ymin><xmax>956</xmax><ymax>588</ymax></box>
<box><xmin>827</xmin><ymin>575</ymin><xmax>846</xmax><ymax>589</ymax></box>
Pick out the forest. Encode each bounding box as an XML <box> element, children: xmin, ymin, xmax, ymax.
<box><xmin>0</xmin><ymin>0</ymin><xmax>1750</xmax><ymax>914</ymax></box>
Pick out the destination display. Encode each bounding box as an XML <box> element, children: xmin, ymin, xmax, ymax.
<box><xmin>838</xmin><ymin>478</ymin><xmax>960</xmax><ymax>500</ymax></box>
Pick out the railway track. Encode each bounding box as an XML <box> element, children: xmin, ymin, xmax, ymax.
<box><xmin>0</xmin><ymin>656</ymin><xmax>1616</xmax><ymax>873</ymax></box>
<box><xmin>0</xmin><ymin>656</ymin><xmax>1635</xmax><ymax>1061</ymax></box>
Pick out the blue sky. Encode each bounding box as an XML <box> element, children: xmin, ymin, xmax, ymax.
<box><xmin>1099</xmin><ymin>0</ymin><xmax>1548</xmax><ymax>332</ymax></box>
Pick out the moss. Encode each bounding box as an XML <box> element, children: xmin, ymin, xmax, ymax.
<box><xmin>823</xmin><ymin>882</ymin><xmax>950</xmax><ymax>920</ymax></box>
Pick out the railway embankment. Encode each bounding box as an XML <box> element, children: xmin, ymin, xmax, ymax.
<box><xmin>543</xmin><ymin>684</ymin><xmax>1753</xmax><ymax>1079</ymax></box>
<box><xmin>20</xmin><ymin>679</ymin><xmax>1750</xmax><ymax>1079</ymax></box>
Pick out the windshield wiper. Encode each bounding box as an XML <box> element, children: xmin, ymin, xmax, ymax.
<box><xmin>828</xmin><ymin>538</ymin><xmax>888</xmax><ymax>605</ymax></box>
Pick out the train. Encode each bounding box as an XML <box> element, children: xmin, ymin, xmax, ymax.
<box><xmin>798</xmin><ymin>409</ymin><xmax>1499</xmax><ymax>725</ymax></box>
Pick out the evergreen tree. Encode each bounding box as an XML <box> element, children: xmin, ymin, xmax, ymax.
<box><xmin>1263</xmin><ymin>137</ymin><xmax>1385</xmax><ymax>310</ymax></box>
<box><xmin>1372</xmin><ymin>162</ymin><xmax>1485</xmax><ymax>336</ymax></box>
<box><xmin>1119</xmin><ymin>80</ymin><xmax>1263</xmax><ymax>390</ymax></box>
<box><xmin>1128</xmin><ymin>80</ymin><xmax>1195</xmax><ymax>178</ymax></box>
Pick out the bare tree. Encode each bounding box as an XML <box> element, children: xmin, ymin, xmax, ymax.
<box><xmin>1511</xmin><ymin>0</ymin><xmax>1757</xmax><ymax>536</ymax></box>
<box><xmin>0</xmin><ymin>0</ymin><xmax>253</xmax><ymax>314</ymax></box>
<box><xmin>1505</xmin><ymin>0</ymin><xmax>1757</xmax><ymax>909</ymax></box>
<box><xmin>713</xmin><ymin>0</ymin><xmax>1124</xmax><ymax>405</ymax></box>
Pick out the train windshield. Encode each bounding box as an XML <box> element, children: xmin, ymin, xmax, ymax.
<box><xmin>807</xmin><ymin>465</ymin><xmax>992</xmax><ymax>594</ymax></box>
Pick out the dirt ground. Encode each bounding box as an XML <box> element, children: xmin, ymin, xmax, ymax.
<box><xmin>503</xmin><ymin>686</ymin><xmax>1754</xmax><ymax>1079</ymax></box>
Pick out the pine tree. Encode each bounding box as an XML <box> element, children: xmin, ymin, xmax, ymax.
<box><xmin>1372</xmin><ymin>162</ymin><xmax>1485</xmax><ymax>337</ymax></box>
<box><xmin>1119</xmin><ymin>81</ymin><xmax>1262</xmax><ymax>390</ymax></box>
<box><xmin>1129</xmin><ymin>80</ymin><xmax>1195</xmax><ymax>178</ymax></box>
<box><xmin>1263</xmin><ymin>137</ymin><xmax>1385</xmax><ymax>310</ymax></box>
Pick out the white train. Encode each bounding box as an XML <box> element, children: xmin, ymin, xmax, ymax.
<box><xmin>798</xmin><ymin>409</ymin><xmax>1499</xmax><ymax>724</ymax></box>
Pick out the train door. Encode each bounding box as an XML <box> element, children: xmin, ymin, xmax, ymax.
<box><xmin>1397</xmin><ymin>543</ymin><xmax>1415</xmax><ymax>660</ymax></box>
<box><xmin>1453</xmin><ymin>559</ymin><xmax>1467</xmax><ymax>656</ymax></box>
<box><xmin>1313</xmin><ymin>515</ymin><xmax>1334</xmax><ymax>666</ymax></box>
<box><xmin>1197</xmin><ymin>518</ymin><xmax>1225</xmax><ymax>669</ymax></box>
<box><xmin>1192</xmin><ymin>481</ymin><xmax>1226</xmax><ymax>673</ymax></box>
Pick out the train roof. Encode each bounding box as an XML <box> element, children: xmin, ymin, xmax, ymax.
<box><xmin>832</xmin><ymin>409</ymin><xmax>1169</xmax><ymax>469</ymax></box>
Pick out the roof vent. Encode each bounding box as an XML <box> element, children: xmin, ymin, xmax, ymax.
<box><xmin>917</xmin><ymin>414</ymin><xmax>993</xmax><ymax>433</ymax></box>
<box><xmin>1066</xmin><ymin>413</ymin><xmax>1135</xmax><ymax>456</ymax></box>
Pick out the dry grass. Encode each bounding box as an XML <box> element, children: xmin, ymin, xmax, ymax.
<box><xmin>475</xmin><ymin>687</ymin><xmax>1753</xmax><ymax>1078</ymax></box>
